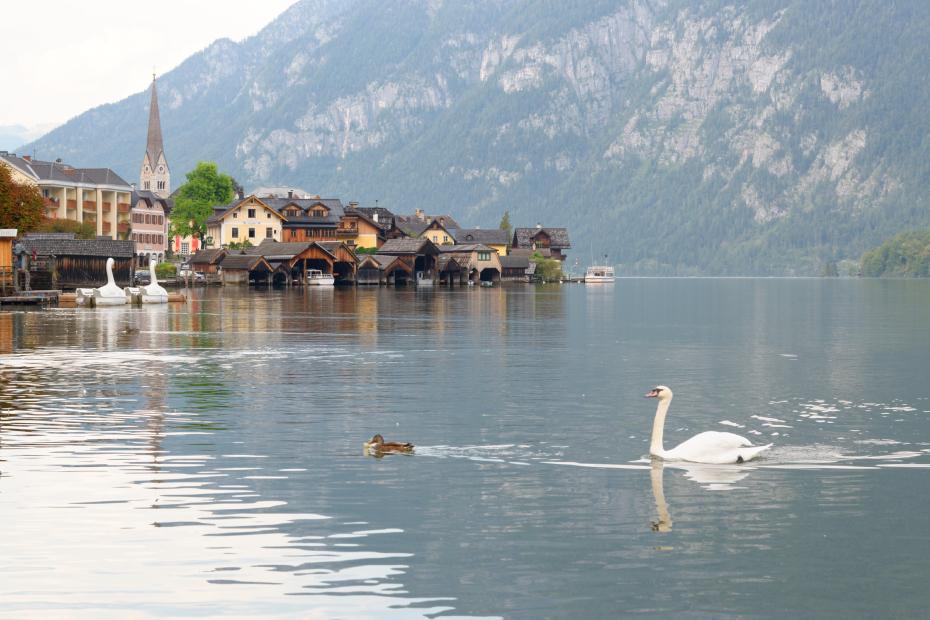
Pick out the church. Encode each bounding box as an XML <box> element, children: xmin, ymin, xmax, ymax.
<box><xmin>131</xmin><ymin>75</ymin><xmax>201</xmax><ymax>263</ymax></box>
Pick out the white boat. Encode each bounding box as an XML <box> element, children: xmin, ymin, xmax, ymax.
<box><xmin>93</xmin><ymin>258</ymin><xmax>128</xmax><ymax>306</ymax></box>
<box><xmin>141</xmin><ymin>257</ymin><xmax>169</xmax><ymax>303</ymax></box>
<box><xmin>584</xmin><ymin>265</ymin><xmax>615</xmax><ymax>283</ymax></box>
<box><xmin>307</xmin><ymin>269</ymin><xmax>334</xmax><ymax>286</ymax></box>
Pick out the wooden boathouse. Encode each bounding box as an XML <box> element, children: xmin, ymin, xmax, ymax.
<box><xmin>17</xmin><ymin>233</ymin><xmax>134</xmax><ymax>289</ymax></box>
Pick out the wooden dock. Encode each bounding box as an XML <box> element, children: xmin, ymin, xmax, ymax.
<box><xmin>0</xmin><ymin>290</ymin><xmax>61</xmax><ymax>307</ymax></box>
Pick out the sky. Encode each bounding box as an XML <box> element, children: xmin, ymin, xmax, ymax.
<box><xmin>0</xmin><ymin>0</ymin><xmax>296</xmax><ymax>129</ymax></box>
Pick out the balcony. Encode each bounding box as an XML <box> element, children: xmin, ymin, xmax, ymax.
<box><xmin>117</xmin><ymin>202</ymin><xmax>131</xmax><ymax>213</ymax></box>
<box><xmin>83</xmin><ymin>200</ymin><xmax>96</xmax><ymax>212</ymax></box>
<box><xmin>67</xmin><ymin>199</ymin><xmax>77</xmax><ymax>211</ymax></box>
<box><xmin>102</xmin><ymin>222</ymin><xmax>111</xmax><ymax>234</ymax></box>
<box><xmin>102</xmin><ymin>202</ymin><xmax>111</xmax><ymax>213</ymax></box>
<box><xmin>117</xmin><ymin>222</ymin><xmax>129</xmax><ymax>234</ymax></box>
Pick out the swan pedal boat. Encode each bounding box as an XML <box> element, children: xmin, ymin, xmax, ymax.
<box><xmin>93</xmin><ymin>257</ymin><xmax>128</xmax><ymax>306</ymax></box>
<box><xmin>646</xmin><ymin>385</ymin><xmax>771</xmax><ymax>464</ymax></box>
<box><xmin>141</xmin><ymin>257</ymin><xmax>169</xmax><ymax>303</ymax></box>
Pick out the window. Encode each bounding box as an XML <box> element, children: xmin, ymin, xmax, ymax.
<box><xmin>443</xmin><ymin>235</ymin><xmax>449</xmax><ymax>243</ymax></box>
<box><xmin>432</xmin><ymin>235</ymin><xmax>438</xmax><ymax>242</ymax></box>
<box><xmin>478</xmin><ymin>251</ymin><xmax>490</xmax><ymax>261</ymax></box>
<box><xmin>267</xmin><ymin>212</ymin><xmax>272</xmax><ymax>218</ymax></box>
<box><xmin>265</xmin><ymin>227</ymin><xmax>274</xmax><ymax>239</ymax></box>
<box><xmin>144</xmin><ymin>181</ymin><xmax>150</xmax><ymax>190</ymax></box>
<box><xmin>248</xmin><ymin>208</ymin><xmax>256</xmax><ymax>218</ymax></box>
<box><xmin>248</xmin><ymin>228</ymin><xmax>255</xmax><ymax>239</ymax></box>
<box><xmin>232</xmin><ymin>227</ymin><xmax>239</xmax><ymax>238</ymax></box>
<box><xmin>233</xmin><ymin>211</ymin><xmax>238</xmax><ymax>218</ymax></box>
<box><xmin>181</xmin><ymin>242</ymin><xmax>189</xmax><ymax>254</ymax></box>
<box><xmin>157</xmin><ymin>181</ymin><xmax>165</xmax><ymax>190</ymax></box>
<box><xmin>312</xmin><ymin>209</ymin><xmax>325</xmax><ymax>217</ymax></box>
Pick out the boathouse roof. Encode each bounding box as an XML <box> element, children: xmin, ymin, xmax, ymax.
<box><xmin>19</xmin><ymin>233</ymin><xmax>135</xmax><ymax>258</ymax></box>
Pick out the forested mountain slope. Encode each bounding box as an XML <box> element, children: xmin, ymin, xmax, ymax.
<box><xmin>23</xmin><ymin>0</ymin><xmax>930</xmax><ymax>274</ymax></box>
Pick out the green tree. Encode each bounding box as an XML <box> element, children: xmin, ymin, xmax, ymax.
<box><xmin>37</xmin><ymin>217</ymin><xmax>96</xmax><ymax>239</ymax></box>
<box><xmin>499</xmin><ymin>210</ymin><xmax>512</xmax><ymax>241</ymax></box>
<box><xmin>170</xmin><ymin>162</ymin><xmax>235</xmax><ymax>244</ymax></box>
<box><xmin>0</xmin><ymin>164</ymin><xmax>44</xmax><ymax>233</ymax></box>
<box><xmin>531</xmin><ymin>251</ymin><xmax>563</xmax><ymax>282</ymax></box>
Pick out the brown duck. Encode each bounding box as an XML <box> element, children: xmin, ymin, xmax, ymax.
<box><xmin>364</xmin><ymin>434</ymin><xmax>414</xmax><ymax>455</ymax></box>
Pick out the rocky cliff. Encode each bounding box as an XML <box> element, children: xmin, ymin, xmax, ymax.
<box><xmin>23</xmin><ymin>0</ymin><xmax>930</xmax><ymax>274</ymax></box>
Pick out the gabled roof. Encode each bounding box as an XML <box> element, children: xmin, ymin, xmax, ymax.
<box><xmin>377</xmin><ymin>237</ymin><xmax>440</xmax><ymax>256</ymax></box>
<box><xmin>20</xmin><ymin>233</ymin><xmax>134</xmax><ymax>258</ymax></box>
<box><xmin>395</xmin><ymin>213</ymin><xmax>460</xmax><ymax>229</ymax></box>
<box><xmin>189</xmin><ymin>248</ymin><xmax>227</xmax><ymax>265</ymax></box>
<box><xmin>354</xmin><ymin>206</ymin><xmax>396</xmax><ymax>229</ymax></box>
<box><xmin>455</xmin><ymin>228</ymin><xmax>509</xmax><ymax>246</ymax></box>
<box><xmin>244</xmin><ymin>240</ymin><xmax>314</xmax><ymax>259</ymax></box>
<box><xmin>209</xmin><ymin>195</ymin><xmax>287</xmax><ymax>223</ymax></box>
<box><xmin>437</xmin><ymin>243</ymin><xmax>494</xmax><ymax>253</ymax></box>
<box><xmin>0</xmin><ymin>155</ymin><xmax>131</xmax><ymax>189</ymax></box>
<box><xmin>220</xmin><ymin>252</ymin><xmax>272</xmax><ymax>271</ymax></box>
<box><xmin>500</xmin><ymin>254</ymin><xmax>530</xmax><ymax>269</ymax></box>
<box><xmin>513</xmin><ymin>227</ymin><xmax>571</xmax><ymax>249</ymax></box>
<box><xmin>132</xmin><ymin>190</ymin><xmax>173</xmax><ymax>213</ymax></box>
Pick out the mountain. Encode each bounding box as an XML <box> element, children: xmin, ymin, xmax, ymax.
<box><xmin>0</xmin><ymin>123</ymin><xmax>57</xmax><ymax>152</ymax></box>
<box><xmin>21</xmin><ymin>0</ymin><xmax>930</xmax><ymax>274</ymax></box>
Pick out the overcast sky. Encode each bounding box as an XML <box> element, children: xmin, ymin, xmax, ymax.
<box><xmin>0</xmin><ymin>0</ymin><xmax>296</xmax><ymax>128</ymax></box>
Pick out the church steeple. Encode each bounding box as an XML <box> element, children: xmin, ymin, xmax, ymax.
<box><xmin>140</xmin><ymin>75</ymin><xmax>170</xmax><ymax>197</ymax></box>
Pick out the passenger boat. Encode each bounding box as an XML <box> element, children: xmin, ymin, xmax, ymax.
<box><xmin>307</xmin><ymin>269</ymin><xmax>334</xmax><ymax>286</ymax></box>
<box><xmin>584</xmin><ymin>265</ymin><xmax>615</xmax><ymax>283</ymax></box>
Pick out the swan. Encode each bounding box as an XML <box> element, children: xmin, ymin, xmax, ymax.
<box><xmin>141</xmin><ymin>257</ymin><xmax>169</xmax><ymax>304</ymax></box>
<box><xmin>93</xmin><ymin>257</ymin><xmax>128</xmax><ymax>306</ymax></box>
<box><xmin>646</xmin><ymin>386</ymin><xmax>771</xmax><ymax>464</ymax></box>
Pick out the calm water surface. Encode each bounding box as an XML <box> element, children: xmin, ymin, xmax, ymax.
<box><xmin>1</xmin><ymin>280</ymin><xmax>930</xmax><ymax>619</ymax></box>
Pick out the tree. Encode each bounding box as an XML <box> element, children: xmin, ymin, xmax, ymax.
<box><xmin>37</xmin><ymin>218</ymin><xmax>96</xmax><ymax>239</ymax></box>
<box><xmin>499</xmin><ymin>210</ymin><xmax>512</xmax><ymax>240</ymax></box>
<box><xmin>0</xmin><ymin>163</ymin><xmax>44</xmax><ymax>233</ymax></box>
<box><xmin>531</xmin><ymin>251</ymin><xmax>563</xmax><ymax>282</ymax></box>
<box><xmin>170</xmin><ymin>162</ymin><xmax>235</xmax><ymax>244</ymax></box>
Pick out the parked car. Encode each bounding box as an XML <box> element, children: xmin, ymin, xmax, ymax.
<box><xmin>133</xmin><ymin>269</ymin><xmax>151</xmax><ymax>285</ymax></box>
<box><xmin>178</xmin><ymin>266</ymin><xmax>193</xmax><ymax>278</ymax></box>
<box><xmin>193</xmin><ymin>271</ymin><xmax>206</xmax><ymax>283</ymax></box>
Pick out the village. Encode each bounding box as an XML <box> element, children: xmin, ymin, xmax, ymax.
<box><xmin>0</xmin><ymin>77</ymin><xmax>572</xmax><ymax>302</ymax></box>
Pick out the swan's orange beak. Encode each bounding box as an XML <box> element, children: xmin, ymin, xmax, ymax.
<box><xmin>645</xmin><ymin>389</ymin><xmax>659</xmax><ymax>398</ymax></box>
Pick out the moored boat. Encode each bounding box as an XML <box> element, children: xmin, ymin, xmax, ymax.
<box><xmin>307</xmin><ymin>269</ymin><xmax>335</xmax><ymax>286</ymax></box>
<box><xmin>584</xmin><ymin>265</ymin><xmax>615</xmax><ymax>283</ymax></box>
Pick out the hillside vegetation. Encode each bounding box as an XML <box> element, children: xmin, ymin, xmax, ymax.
<box><xmin>21</xmin><ymin>0</ymin><xmax>930</xmax><ymax>274</ymax></box>
<box><xmin>861</xmin><ymin>230</ymin><xmax>930</xmax><ymax>277</ymax></box>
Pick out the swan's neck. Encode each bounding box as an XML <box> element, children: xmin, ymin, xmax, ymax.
<box><xmin>106</xmin><ymin>260</ymin><xmax>115</xmax><ymax>286</ymax></box>
<box><xmin>650</xmin><ymin>397</ymin><xmax>672</xmax><ymax>457</ymax></box>
<box><xmin>150</xmin><ymin>260</ymin><xmax>158</xmax><ymax>286</ymax></box>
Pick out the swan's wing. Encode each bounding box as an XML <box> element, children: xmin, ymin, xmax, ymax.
<box><xmin>666</xmin><ymin>431</ymin><xmax>758</xmax><ymax>463</ymax></box>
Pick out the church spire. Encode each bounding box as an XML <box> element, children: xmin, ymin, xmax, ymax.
<box><xmin>140</xmin><ymin>75</ymin><xmax>170</xmax><ymax>197</ymax></box>
<box><xmin>145</xmin><ymin>75</ymin><xmax>165</xmax><ymax>166</ymax></box>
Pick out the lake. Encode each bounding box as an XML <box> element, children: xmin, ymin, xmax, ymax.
<box><xmin>1</xmin><ymin>279</ymin><xmax>929</xmax><ymax>619</ymax></box>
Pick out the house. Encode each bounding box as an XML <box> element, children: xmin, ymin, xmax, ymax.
<box><xmin>376</xmin><ymin>238</ymin><xmax>440</xmax><ymax>285</ymax></box>
<box><xmin>394</xmin><ymin>208</ymin><xmax>461</xmax><ymax>231</ymax></box>
<box><xmin>218</xmin><ymin>253</ymin><xmax>274</xmax><ymax>285</ymax></box>
<box><xmin>17</xmin><ymin>232</ymin><xmax>134</xmax><ymax>289</ymax></box>
<box><xmin>403</xmin><ymin>218</ymin><xmax>457</xmax><ymax>246</ymax></box>
<box><xmin>189</xmin><ymin>248</ymin><xmax>228</xmax><ymax>274</ymax></box>
<box><xmin>500</xmin><ymin>249</ymin><xmax>535</xmax><ymax>281</ymax></box>
<box><xmin>454</xmin><ymin>228</ymin><xmax>510</xmax><ymax>256</ymax></box>
<box><xmin>0</xmin><ymin>152</ymin><xmax>133</xmax><ymax>240</ymax></box>
<box><xmin>512</xmin><ymin>226</ymin><xmax>571</xmax><ymax>261</ymax></box>
<box><xmin>130</xmin><ymin>190</ymin><xmax>170</xmax><ymax>266</ymax></box>
<box><xmin>244</xmin><ymin>240</ymin><xmax>358</xmax><ymax>284</ymax></box>
<box><xmin>339</xmin><ymin>206</ymin><xmax>385</xmax><ymax>249</ymax></box>
<box><xmin>437</xmin><ymin>244</ymin><xmax>502</xmax><ymax>285</ymax></box>
<box><xmin>206</xmin><ymin>195</ymin><xmax>286</xmax><ymax>247</ymax></box>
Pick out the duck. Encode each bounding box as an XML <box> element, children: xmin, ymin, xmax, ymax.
<box><xmin>364</xmin><ymin>434</ymin><xmax>414</xmax><ymax>455</ymax></box>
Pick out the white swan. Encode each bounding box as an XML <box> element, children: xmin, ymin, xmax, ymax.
<box><xmin>647</xmin><ymin>386</ymin><xmax>771</xmax><ymax>464</ymax></box>
<box><xmin>93</xmin><ymin>257</ymin><xmax>128</xmax><ymax>306</ymax></box>
<box><xmin>141</xmin><ymin>257</ymin><xmax>168</xmax><ymax>304</ymax></box>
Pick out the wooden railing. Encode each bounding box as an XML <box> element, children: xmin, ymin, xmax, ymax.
<box><xmin>117</xmin><ymin>203</ymin><xmax>131</xmax><ymax>213</ymax></box>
